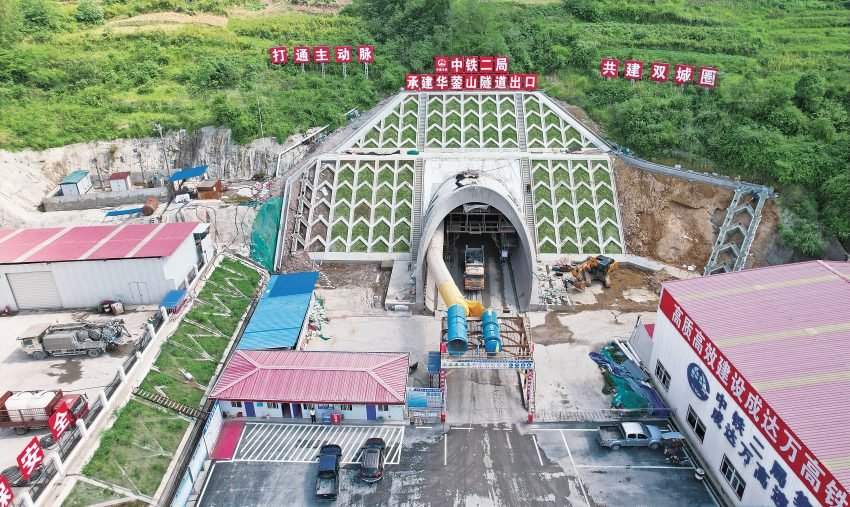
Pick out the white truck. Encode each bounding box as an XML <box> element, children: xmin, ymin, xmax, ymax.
<box><xmin>597</xmin><ymin>422</ymin><xmax>683</xmax><ymax>451</ymax></box>
<box><xmin>18</xmin><ymin>320</ymin><xmax>128</xmax><ymax>359</ymax></box>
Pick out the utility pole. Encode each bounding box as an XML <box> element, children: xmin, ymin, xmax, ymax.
<box><xmin>154</xmin><ymin>123</ymin><xmax>171</xmax><ymax>178</ymax></box>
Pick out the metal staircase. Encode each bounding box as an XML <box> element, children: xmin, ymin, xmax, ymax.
<box><xmin>520</xmin><ymin>157</ymin><xmax>537</xmax><ymax>253</ymax></box>
<box><xmin>703</xmin><ymin>186</ymin><xmax>769</xmax><ymax>275</ymax></box>
<box><xmin>514</xmin><ymin>93</ymin><xmax>528</xmax><ymax>151</ymax></box>
<box><xmin>416</xmin><ymin>93</ymin><xmax>428</xmax><ymax>152</ymax></box>
<box><xmin>410</xmin><ymin>158</ymin><xmax>424</xmax><ymax>261</ymax></box>
<box><xmin>133</xmin><ymin>387</ymin><xmax>207</xmax><ymax>420</ymax></box>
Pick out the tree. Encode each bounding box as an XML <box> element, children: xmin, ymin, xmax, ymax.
<box><xmin>564</xmin><ymin>0</ymin><xmax>601</xmax><ymax>22</ymax></box>
<box><xmin>75</xmin><ymin>0</ymin><xmax>103</xmax><ymax>25</ymax></box>
<box><xmin>793</xmin><ymin>71</ymin><xmax>825</xmax><ymax>114</ymax></box>
<box><xmin>19</xmin><ymin>0</ymin><xmax>63</xmax><ymax>31</ymax></box>
<box><xmin>0</xmin><ymin>0</ymin><xmax>22</xmax><ymax>44</ymax></box>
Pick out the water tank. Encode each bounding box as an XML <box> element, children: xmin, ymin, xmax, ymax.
<box><xmin>482</xmin><ymin>309</ymin><xmax>501</xmax><ymax>355</ymax></box>
<box><xmin>446</xmin><ymin>304</ymin><xmax>468</xmax><ymax>356</ymax></box>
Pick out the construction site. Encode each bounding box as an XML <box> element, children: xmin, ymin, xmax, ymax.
<box><xmin>0</xmin><ymin>86</ymin><xmax>846</xmax><ymax>507</ymax></box>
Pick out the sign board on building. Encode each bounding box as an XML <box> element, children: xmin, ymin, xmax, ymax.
<box><xmin>441</xmin><ymin>357</ymin><xmax>533</xmax><ymax>370</ymax></box>
<box><xmin>407</xmin><ymin>388</ymin><xmax>443</xmax><ymax>409</ymax></box>
<box><xmin>687</xmin><ymin>363</ymin><xmax>710</xmax><ymax>401</ymax></box>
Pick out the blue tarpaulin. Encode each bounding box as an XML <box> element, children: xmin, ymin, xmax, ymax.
<box><xmin>238</xmin><ymin>272</ymin><xmax>318</xmax><ymax>350</ymax></box>
<box><xmin>160</xmin><ymin>290</ymin><xmax>188</xmax><ymax>309</ymax></box>
<box><xmin>167</xmin><ymin>165</ymin><xmax>208</xmax><ymax>183</ymax></box>
<box><xmin>105</xmin><ymin>207</ymin><xmax>144</xmax><ymax>217</ymax></box>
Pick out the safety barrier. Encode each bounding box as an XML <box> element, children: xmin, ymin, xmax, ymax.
<box><xmin>534</xmin><ymin>407</ymin><xmax>673</xmax><ymax>423</ymax></box>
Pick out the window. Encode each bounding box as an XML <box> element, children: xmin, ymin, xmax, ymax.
<box><xmin>655</xmin><ymin>360</ymin><xmax>671</xmax><ymax>390</ymax></box>
<box><xmin>231</xmin><ymin>401</ymin><xmax>242</xmax><ymax>408</ymax></box>
<box><xmin>720</xmin><ymin>455</ymin><xmax>746</xmax><ymax>499</ymax></box>
<box><xmin>339</xmin><ymin>404</ymin><xmax>353</xmax><ymax>411</ymax></box>
<box><xmin>378</xmin><ymin>405</ymin><xmax>389</xmax><ymax>412</ymax></box>
<box><xmin>267</xmin><ymin>403</ymin><xmax>279</xmax><ymax>409</ymax></box>
<box><xmin>303</xmin><ymin>403</ymin><xmax>315</xmax><ymax>410</ymax></box>
<box><xmin>686</xmin><ymin>406</ymin><xmax>707</xmax><ymax>442</ymax></box>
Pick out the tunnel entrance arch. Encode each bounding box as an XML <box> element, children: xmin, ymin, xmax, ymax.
<box><xmin>415</xmin><ymin>176</ymin><xmax>537</xmax><ymax>313</ymax></box>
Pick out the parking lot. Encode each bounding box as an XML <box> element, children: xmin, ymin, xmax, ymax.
<box><xmin>0</xmin><ymin>307</ymin><xmax>154</xmax><ymax>468</ymax></box>
<box><xmin>233</xmin><ymin>423</ymin><xmax>404</xmax><ymax>465</ymax></box>
<box><xmin>198</xmin><ymin>423</ymin><xmax>717</xmax><ymax>506</ymax></box>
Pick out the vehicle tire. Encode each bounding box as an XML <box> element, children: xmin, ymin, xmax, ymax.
<box><xmin>649</xmin><ymin>443</ymin><xmax>660</xmax><ymax>450</ymax></box>
<box><xmin>14</xmin><ymin>427</ymin><xmax>28</xmax><ymax>435</ymax></box>
<box><xmin>32</xmin><ymin>351</ymin><xmax>46</xmax><ymax>360</ymax></box>
<box><xmin>610</xmin><ymin>444</ymin><xmax>621</xmax><ymax>451</ymax></box>
<box><xmin>88</xmin><ymin>348</ymin><xmax>103</xmax><ymax>358</ymax></box>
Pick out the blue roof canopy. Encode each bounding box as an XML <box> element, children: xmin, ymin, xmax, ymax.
<box><xmin>105</xmin><ymin>207</ymin><xmax>144</xmax><ymax>217</ymax></box>
<box><xmin>238</xmin><ymin>272</ymin><xmax>318</xmax><ymax>351</ymax></box>
<box><xmin>60</xmin><ymin>170</ymin><xmax>90</xmax><ymax>185</ymax></box>
<box><xmin>160</xmin><ymin>290</ymin><xmax>188</xmax><ymax>309</ymax></box>
<box><xmin>167</xmin><ymin>165</ymin><xmax>208</xmax><ymax>183</ymax></box>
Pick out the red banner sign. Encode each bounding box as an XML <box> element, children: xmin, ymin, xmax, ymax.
<box><xmin>335</xmin><ymin>46</ymin><xmax>352</xmax><ymax>63</ymax></box>
<box><xmin>406</xmin><ymin>73</ymin><xmax>537</xmax><ymax>92</ymax></box>
<box><xmin>49</xmin><ymin>401</ymin><xmax>73</xmax><ymax>441</ymax></box>
<box><xmin>268</xmin><ymin>45</ymin><xmax>374</xmax><ymax>65</ymax></box>
<box><xmin>601</xmin><ymin>59</ymin><xmax>718</xmax><ymax>87</ymax></box>
<box><xmin>437</xmin><ymin>55</ymin><xmax>510</xmax><ymax>75</ymax></box>
<box><xmin>16</xmin><ymin>437</ymin><xmax>44</xmax><ymax>481</ymax></box>
<box><xmin>357</xmin><ymin>45</ymin><xmax>374</xmax><ymax>63</ymax></box>
<box><xmin>659</xmin><ymin>290</ymin><xmax>847</xmax><ymax>506</ymax></box>
<box><xmin>0</xmin><ymin>475</ymin><xmax>12</xmax><ymax>507</ymax></box>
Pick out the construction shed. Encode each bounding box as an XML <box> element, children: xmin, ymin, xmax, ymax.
<box><xmin>59</xmin><ymin>170</ymin><xmax>92</xmax><ymax>196</ymax></box>
<box><xmin>0</xmin><ymin>222</ymin><xmax>214</xmax><ymax>311</ymax></box>
<box><xmin>108</xmin><ymin>171</ymin><xmax>133</xmax><ymax>192</ymax></box>
<box><xmin>647</xmin><ymin>261</ymin><xmax>849</xmax><ymax>507</ymax></box>
<box><xmin>237</xmin><ymin>271</ymin><xmax>319</xmax><ymax>351</ymax></box>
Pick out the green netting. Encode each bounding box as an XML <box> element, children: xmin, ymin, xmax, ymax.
<box><xmin>250</xmin><ymin>197</ymin><xmax>282</xmax><ymax>272</ymax></box>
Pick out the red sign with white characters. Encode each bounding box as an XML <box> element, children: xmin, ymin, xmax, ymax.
<box><xmin>313</xmin><ymin>46</ymin><xmax>330</xmax><ymax>64</ymax></box>
<box><xmin>449</xmin><ymin>74</ymin><xmax>464</xmax><ymax>91</ymax></box>
<box><xmin>0</xmin><ymin>476</ymin><xmax>12</xmax><ymax>507</ymax></box>
<box><xmin>479</xmin><ymin>56</ymin><xmax>495</xmax><ymax>73</ymax></box>
<box><xmin>434</xmin><ymin>56</ymin><xmax>449</xmax><ymax>74</ymax></box>
<box><xmin>293</xmin><ymin>46</ymin><xmax>310</xmax><ymax>64</ymax></box>
<box><xmin>16</xmin><ymin>437</ymin><xmax>44</xmax><ymax>481</ymax></box>
<box><xmin>674</xmin><ymin>64</ymin><xmax>695</xmax><ymax>85</ymax></box>
<box><xmin>357</xmin><ymin>45</ymin><xmax>374</xmax><ymax>63</ymax></box>
<box><xmin>659</xmin><ymin>290</ymin><xmax>847</xmax><ymax>507</ymax></box>
<box><xmin>463</xmin><ymin>74</ymin><xmax>479</xmax><ymax>90</ymax></box>
<box><xmin>464</xmin><ymin>56</ymin><xmax>479</xmax><ymax>73</ymax></box>
<box><xmin>600</xmin><ymin>58</ymin><xmax>619</xmax><ymax>78</ymax></box>
<box><xmin>421</xmin><ymin>74</ymin><xmax>435</xmax><ymax>91</ymax></box>
<box><xmin>479</xmin><ymin>74</ymin><xmax>493</xmax><ymax>90</ymax></box>
<box><xmin>494</xmin><ymin>56</ymin><xmax>509</xmax><ymax>73</ymax></box>
<box><xmin>508</xmin><ymin>74</ymin><xmax>522</xmax><ymax>90</ymax></box>
<box><xmin>624</xmin><ymin>60</ymin><xmax>644</xmax><ymax>80</ymax></box>
<box><xmin>435</xmin><ymin>74</ymin><xmax>449</xmax><ymax>91</ymax></box>
<box><xmin>405</xmin><ymin>74</ymin><xmax>421</xmax><ymax>90</ymax></box>
<box><xmin>523</xmin><ymin>74</ymin><xmax>538</xmax><ymax>91</ymax></box>
<box><xmin>405</xmin><ymin>73</ymin><xmax>538</xmax><ymax>92</ymax></box>
<box><xmin>698</xmin><ymin>66</ymin><xmax>719</xmax><ymax>88</ymax></box>
<box><xmin>449</xmin><ymin>56</ymin><xmax>464</xmax><ymax>73</ymax></box>
<box><xmin>494</xmin><ymin>74</ymin><xmax>508</xmax><ymax>90</ymax></box>
<box><xmin>49</xmin><ymin>401</ymin><xmax>73</xmax><ymax>440</ymax></box>
<box><xmin>269</xmin><ymin>46</ymin><xmax>287</xmax><ymax>65</ymax></box>
<box><xmin>334</xmin><ymin>46</ymin><xmax>352</xmax><ymax>63</ymax></box>
<box><xmin>649</xmin><ymin>62</ymin><xmax>669</xmax><ymax>82</ymax></box>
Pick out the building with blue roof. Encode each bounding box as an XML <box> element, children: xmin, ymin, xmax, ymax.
<box><xmin>237</xmin><ymin>271</ymin><xmax>319</xmax><ymax>350</ymax></box>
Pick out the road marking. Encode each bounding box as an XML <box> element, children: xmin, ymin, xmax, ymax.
<box><xmin>532</xmin><ymin>428</ymin><xmax>596</xmax><ymax>432</ymax></box>
<box><xmin>561</xmin><ymin>430</ymin><xmax>591</xmax><ymax>507</ymax></box>
<box><xmin>575</xmin><ymin>465</ymin><xmax>696</xmax><ymax>470</ymax></box>
<box><xmin>417</xmin><ymin>426</ymin><xmax>433</xmax><ymax>429</ymax></box>
<box><xmin>532</xmin><ymin>434</ymin><xmax>544</xmax><ymax>466</ymax></box>
<box><xmin>451</xmin><ymin>426</ymin><xmax>473</xmax><ymax>430</ymax></box>
<box><xmin>444</xmin><ymin>434</ymin><xmax>447</xmax><ymax>466</ymax></box>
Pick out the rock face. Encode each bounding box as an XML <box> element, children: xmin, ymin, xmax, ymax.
<box><xmin>0</xmin><ymin>127</ymin><xmax>306</xmax><ymax>228</ymax></box>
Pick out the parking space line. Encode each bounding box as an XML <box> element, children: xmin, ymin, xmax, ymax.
<box><xmin>575</xmin><ymin>465</ymin><xmax>695</xmax><ymax>470</ymax></box>
<box><xmin>340</xmin><ymin>428</ymin><xmax>364</xmax><ymax>463</ymax></box>
<box><xmin>239</xmin><ymin>424</ymin><xmax>271</xmax><ymax>457</ymax></box>
<box><xmin>532</xmin><ymin>428</ymin><xmax>596</xmax><ymax>432</ymax></box>
<box><xmin>253</xmin><ymin>424</ymin><xmax>282</xmax><ymax>460</ymax></box>
<box><xmin>267</xmin><ymin>424</ymin><xmax>299</xmax><ymax>460</ymax></box>
<box><xmin>295</xmin><ymin>426</ymin><xmax>324</xmax><ymax>462</ymax></box>
<box><xmin>275</xmin><ymin>425</ymin><xmax>311</xmax><ymax>461</ymax></box>
<box><xmin>387</xmin><ymin>427</ymin><xmax>404</xmax><ymax>465</ymax></box>
<box><xmin>560</xmin><ymin>430</ymin><xmax>590</xmax><ymax>507</ymax></box>
<box><xmin>444</xmin><ymin>433</ymin><xmax>447</xmax><ymax>466</ymax></box>
<box><xmin>532</xmin><ymin>434</ymin><xmax>544</xmax><ymax>466</ymax></box>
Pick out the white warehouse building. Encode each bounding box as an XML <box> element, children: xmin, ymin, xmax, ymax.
<box><xmin>0</xmin><ymin>222</ymin><xmax>214</xmax><ymax>310</ymax></box>
<box><xmin>639</xmin><ymin>261</ymin><xmax>849</xmax><ymax>507</ymax></box>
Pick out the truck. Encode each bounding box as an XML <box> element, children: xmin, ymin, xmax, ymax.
<box><xmin>0</xmin><ymin>390</ymin><xmax>89</xmax><ymax>435</ymax></box>
<box><xmin>18</xmin><ymin>319</ymin><xmax>127</xmax><ymax>360</ymax></box>
<box><xmin>315</xmin><ymin>444</ymin><xmax>342</xmax><ymax>501</ymax></box>
<box><xmin>463</xmin><ymin>245</ymin><xmax>485</xmax><ymax>291</ymax></box>
<box><xmin>597</xmin><ymin>422</ymin><xmax>683</xmax><ymax>451</ymax></box>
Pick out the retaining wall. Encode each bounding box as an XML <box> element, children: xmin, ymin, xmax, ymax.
<box><xmin>43</xmin><ymin>186</ymin><xmax>168</xmax><ymax>211</ymax></box>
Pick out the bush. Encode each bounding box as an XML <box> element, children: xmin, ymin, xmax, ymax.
<box><xmin>564</xmin><ymin>0</ymin><xmax>601</xmax><ymax>22</ymax></box>
<box><xmin>75</xmin><ymin>0</ymin><xmax>103</xmax><ymax>24</ymax></box>
<box><xmin>19</xmin><ymin>0</ymin><xmax>64</xmax><ymax>32</ymax></box>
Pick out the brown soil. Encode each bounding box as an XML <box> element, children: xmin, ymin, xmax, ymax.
<box><xmin>318</xmin><ymin>263</ymin><xmax>390</xmax><ymax>294</ymax></box>
<box><xmin>746</xmin><ymin>198</ymin><xmax>781</xmax><ymax>268</ymax></box>
<box><xmin>578</xmin><ymin>265</ymin><xmax>673</xmax><ymax>312</ymax></box>
<box><xmin>107</xmin><ymin>12</ymin><xmax>228</xmax><ymax>27</ymax></box>
<box><xmin>614</xmin><ymin>159</ymin><xmax>733</xmax><ymax>270</ymax></box>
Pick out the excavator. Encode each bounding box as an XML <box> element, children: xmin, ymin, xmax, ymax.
<box><xmin>553</xmin><ymin>255</ymin><xmax>618</xmax><ymax>291</ymax></box>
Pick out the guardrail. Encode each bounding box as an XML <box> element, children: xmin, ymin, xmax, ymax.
<box><xmin>534</xmin><ymin>408</ymin><xmax>673</xmax><ymax>423</ymax></box>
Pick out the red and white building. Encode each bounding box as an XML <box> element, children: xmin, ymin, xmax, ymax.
<box><xmin>645</xmin><ymin>261</ymin><xmax>849</xmax><ymax>507</ymax></box>
<box><xmin>0</xmin><ymin>222</ymin><xmax>214</xmax><ymax>310</ymax></box>
<box><xmin>210</xmin><ymin>350</ymin><xmax>409</xmax><ymax>422</ymax></box>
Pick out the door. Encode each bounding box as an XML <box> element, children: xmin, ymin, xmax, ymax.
<box><xmin>292</xmin><ymin>404</ymin><xmax>302</xmax><ymax>418</ymax></box>
<box><xmin>7</xmin><ymin>272</ymin><xmax>62</xmax><ymax>309</ymax></box>
<box><xmin>128</xmin><ymin>282</ymin><xmax>151</xmax><ymax>304</ymax></box>
<box><xmin>245</xmin><ymin>402</ymin><xmax>255</xmax><ymax>417</ymax></box>
<box><xmin>366</xmin><ymin>405</ymin><xmax>377</xmax><ymax>421</ymax></box>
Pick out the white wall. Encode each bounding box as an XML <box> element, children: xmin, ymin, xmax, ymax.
<box><xmin>161</xmin><ymin>235</ymin><xmax>200</xmax><ymax>289</ymax></box>
<box><xmin>219</xmin><ymin>400</ymin><xmax>405</xmax><ymax>422</ymax></box>
<box><xmin>649</xmin><ymin>309</ymin><xmax>818</xmax><ymax>507</ymax></box>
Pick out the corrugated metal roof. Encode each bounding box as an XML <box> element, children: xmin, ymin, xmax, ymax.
<box><xmin>237</xmin><ymin>272</ymin><xmax>318</xmax><ymax>351</ymax></box>
<box><xmin>210</xmin><ymin>351</ymin><xmax>409</xmax><ymax>404</ymax></box>
<box><xmin>0</xmin><ymin>223</ymin><xmax>198</xmax><ymax>264</ymax></box>
<box><xmin>108</xmin><ymin>171</ymin><xmax>131</xmax><ymax>181</ymax></box>
<box><xmin>167</xmin><ymin>165</ymin><xmax>207</xmax><ymax>182</ymax></box>
<box><xmin>59</xmin><ymin>170</ymin><xmax>89</xmax><ymax>185</ymax></box>
<box><xmin>663</xmin><ymin>260</ymin><xmax>850</xmax><ymax>487</ymax></box>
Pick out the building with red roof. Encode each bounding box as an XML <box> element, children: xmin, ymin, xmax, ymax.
<box><xmin>646</xmin><ymin>260</ymin><xmax>849</xmax><ymax>507</ymax></box>
<box><xmin>211</xmin><ymin>350</ymin><xmax>409</xmax><ymax>422</ymax></box>
<box><xmin>0</xmin><ymin>222</ymin><xmax>213</xmax><ymax>310</ymax></box>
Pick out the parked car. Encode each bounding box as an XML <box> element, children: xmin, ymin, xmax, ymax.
<box><xmin>358</xmin><ymin>438</ymin><xmax>386</xmax><ymax>483</ymax></box>
<box><xmin>315</xmin><ymin>444</ymin><xmax>342</xmax><ymax>501</ymax></box>
<box><xmin>597</xmin><ymin>422</ymin><xmax>682</xmax><ymax>451</ymax></box>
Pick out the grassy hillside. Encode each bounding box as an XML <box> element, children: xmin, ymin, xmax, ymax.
<box><xmin>0</xmin><ymin>0</ymin><xmax>848</xmax><ymax>254</ymax></box>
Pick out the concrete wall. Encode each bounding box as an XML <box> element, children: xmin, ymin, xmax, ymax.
<box><xmin>161</xmin><ymin>235</ymin><xmax>201</xmax><ymax>289</ymax></box>
<box><xmin>648</xmin><ymin>303</ymin><xmax>818</xmax><ymax>507</ymax></box>
<box><xmin>43</xmin><ymin>186</ymin><xmax>167</xmax><ymax>212</ymax></box>
<box><xmin>220</xmin><ymin>401</ymin><xmax>405</xmax><ymax>422</ymax></box>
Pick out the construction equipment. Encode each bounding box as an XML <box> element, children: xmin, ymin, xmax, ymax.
<box><xmin>464</xmin><ymin>245</ymin><xmax>485</xmax><ymax>291</ymax></box>
<box><xmin>553</xmin><ymin>255</ymin><xmax>618</xmax><ymax>291</ymax></box>
<box><xmin>18</xmin><ymin>319</ymin><xmax>128</xmax><ymax>359</ymax></box>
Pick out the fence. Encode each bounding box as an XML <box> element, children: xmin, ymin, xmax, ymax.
<box><xmin>170</xmin><ymin>401</ymin><xmax>223</xmax><ymax>507</ymax></box>
<box><xmin>28</xmin><ymin>460</ymin><xmax>57</xmax><ymax>502</ymax></box>
<box><xmin>534</xmin><ymin>408</ymin><xmax>673</xmax><ymax>423</ymax></box>
<box><xmin>58</xmin><ymin>426</ymin><xmax>83</xmax><ymax>461</ymax></box>
<box><xmin>103</xmin><ymin>371</ymin><xmax>123</xmax><ymax>400</ymax></box>
<box><xmin>83</xmin><ymin>396</ymin><xmax>104</xmax><ymax>426</ymax></box>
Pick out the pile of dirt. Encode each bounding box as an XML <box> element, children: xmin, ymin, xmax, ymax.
<box><xmin>614</xmin><ymin>159</ymin><xmax>733</xmax><ymax>269</ymax></box>
<box><xmin>318</xmin><ymin>263</ymin><xmax>390</xmax><ymax>294</ymax></box>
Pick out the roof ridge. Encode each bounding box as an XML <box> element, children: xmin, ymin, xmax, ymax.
<box><xmin>366</xmin><ymin>356</ymin><xmax>407</xmax><ymax>403</ymax></box>
<box><xmin>210</xmin><ymin>352</ymin><xmax>260</xmax><ymax>397</ymax></box>
<box><xmin>817</xmin><ymin>260</ymin><xmax>850</xmax><ymax>284</ymax></box>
